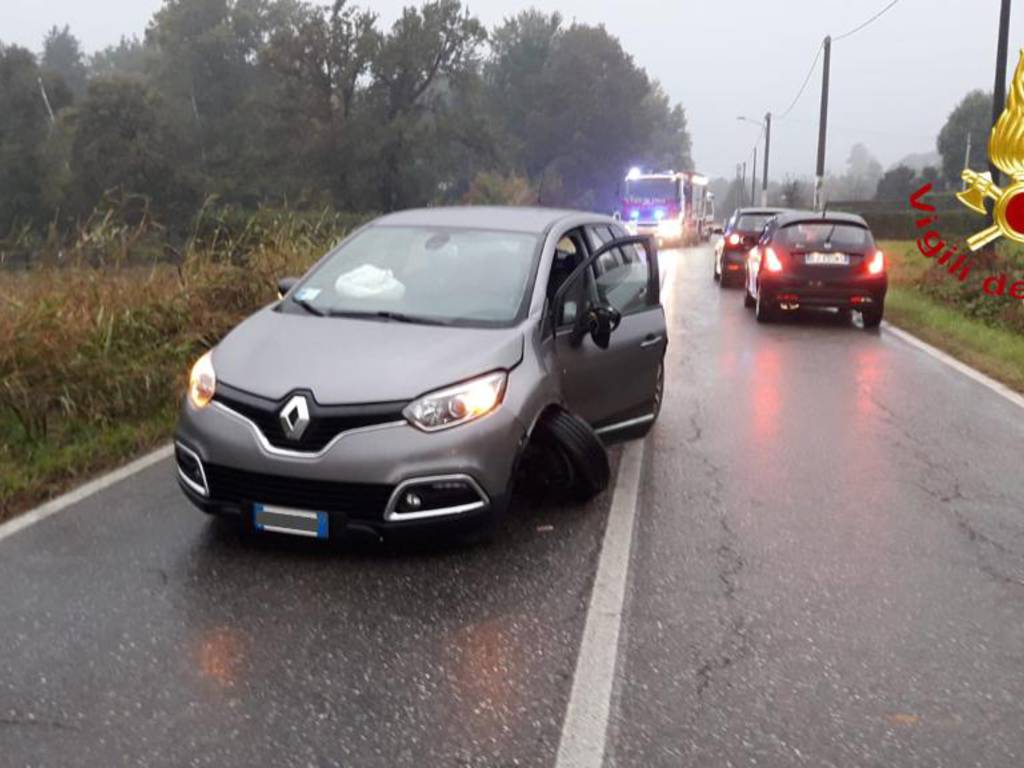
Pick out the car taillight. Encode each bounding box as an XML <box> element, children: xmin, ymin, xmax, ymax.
<box><xmin>728</xmin><ymin>233</ymin><xmax>741</xmax><ymax>246</ymax></box>
<box><xmin>764</xmin><ymin>247</ymin><xmax>783</xmax><ymax>273</ymax></box>
<box><xmin>867</xmin><ymin>249</ymin><xmax>885</xmax><ymax>275</ymax></box>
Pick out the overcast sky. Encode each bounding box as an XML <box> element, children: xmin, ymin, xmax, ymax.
<box><xmin>5</xmin><ymin>0</ymin><xmax>1023</xmax><ymax>181</ymax></box>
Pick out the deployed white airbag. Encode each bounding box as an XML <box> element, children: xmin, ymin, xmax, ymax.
<box><xmin>334</xmin><ymin>264</ymin><xmax>406</xmax><ymax>300</ymax></box>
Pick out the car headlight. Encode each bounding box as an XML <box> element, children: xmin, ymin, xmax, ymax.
<box><xmin>404</xmin><ymin>371</ymin><xmax>507</xmax><ymax>431</ymax></box>
<box><xmin>188</xmin><ymin>351</ymin><xmax>216</xmax><ymax>409</ymax></box>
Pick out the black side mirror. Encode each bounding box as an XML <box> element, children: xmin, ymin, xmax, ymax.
<box><xmin>277</xmin><ymin>276</ymin><xmax>299</xmax><ymax>299</ymax></box>
<box><xmin>571</xmin><ymin>304</ymin><xmax>622</xmax><ymax>349</ymax></box>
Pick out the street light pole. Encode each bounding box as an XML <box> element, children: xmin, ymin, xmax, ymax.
<box><xmin>761</xmin><ymin>112</ymin><xmax>772</xmax><ymax>207</ymax></box>
<box><xmin>751</xmin><ymin>146</ymin><xmax>758</xmax><ymax>206</ymax></box>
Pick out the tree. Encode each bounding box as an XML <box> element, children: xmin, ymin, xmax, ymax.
<box><xmin>42</xmin><ymin>25</ymin><xmax>88</xmax><ymax>100</ymax></box>
<box><xmin>368</xmin><ymin>0</ymin><xmax>487</xmax><ymax>209</ymax></box>
<box><xmin>937</xmin><ymin>90</ymin><xmax>992</xmax><ymax>186</ymax></box>
<box><xmin>90</xmin><ymin>36</ymin><xmax>150</xmax><ymax>79</ymax></box>
<box><xmin>874</xmin><ymin>165</ymin><xmax>917</xmax><ymax>201</ymax></box>
<box><xmin>261</xmin><ymin>0</ymin><xmax>381</xmax><ymax>203</ymax></box>
<box><xmin>844</xmin><ymin>143</ymin><xmax>883</xmax><ymax>199</ymax></box>
<box><xmin>68</xmin><ymin>78</ymin><xmax>195</xmax><ymax>220</ymax></box>
<box><xmin>0</xmin><ymin>45</ymin><xmax>55</xmax><ymax>234</ymax></box>
<box><xmin>781</xmin><ymin>177</ymin><xmax>806</xmax><ymax>208</ymax></box>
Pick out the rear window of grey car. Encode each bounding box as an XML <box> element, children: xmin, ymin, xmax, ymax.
<box><xmin>736</xmin><ymin>214</ymin><xmax>774</xmax><ymax>232</ymax></box>
<box><xmin>287</xmin><ymin>226</ymin><xmax>540</xmax><ymax>327</ymax></box>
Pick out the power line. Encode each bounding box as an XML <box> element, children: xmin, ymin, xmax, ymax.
<box><xmin>775</xmin><ymin>42</ymin><xmax>824</xmax><ymax>120</ymax></box>
<box><xmin>833</xmin><ymin>0</ymin><xmax>904</xmax><ymax>42</ymax></box>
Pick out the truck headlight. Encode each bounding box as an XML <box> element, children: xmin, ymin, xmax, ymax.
<box><xmin>404</xmin><ymin>371</ymin><xmax>507</xmax><ymax>431</ymax></box>
<box><xmin>188</xmin><ymin>351</ymin><xmax>216</xmax><ymax>409</ymax></box>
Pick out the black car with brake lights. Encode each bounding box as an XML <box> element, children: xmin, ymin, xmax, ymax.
<box><xmin>713</xmin><ymin>207</ymin><xmax>785</xmax><ymax>286</ymax></box>
<box><xmin>742</xmin><ymin>210</ymin><xmax>887</xmax><ymax>327</ymax></box>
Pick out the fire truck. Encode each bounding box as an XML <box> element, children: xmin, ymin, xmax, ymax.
<box><xmin>618</xmin><ymin>168</ymin><xmax>713</xmax><ymax>246</ymax></box>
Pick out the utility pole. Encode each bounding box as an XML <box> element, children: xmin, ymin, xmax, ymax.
<box><xmin>990</xmin><ymin>0</ymin><xmax>1012</xmax><ymax>193</ymax></box>
<box><xmin>814</xmin><ymin>35</ymin><xmax>832</xmax><ymax>210</ymax></box>
<box><xmin>761</xmin><ymin>112</ymin><xmax>772</xmax><ymax>206</ymax></box>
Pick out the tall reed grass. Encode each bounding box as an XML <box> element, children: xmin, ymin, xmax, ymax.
<box><xmin>0</xmin><ymin>206</ymin><xmax>366</xmax><ymax>519</ymax></box>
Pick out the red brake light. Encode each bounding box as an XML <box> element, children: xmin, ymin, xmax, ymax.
<box><xmin>868</xmin><ymin>249</ymin><xmax>885</xmax><ymax>275</ymax></box>
<box><xmin>764</xmin><ymin>247</ymin><xmax>783</xmax><ymax>273</ymax></box>
<box><xmin>728</xmin><ymin>233</ymin><xmax>741</xmax><ymax>246</ymax></box>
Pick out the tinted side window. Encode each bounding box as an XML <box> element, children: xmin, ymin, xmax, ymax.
<box><xmin>586</xmin><ymin>225</ymin><xmax>651</xmax><ymax>315</ymax></box>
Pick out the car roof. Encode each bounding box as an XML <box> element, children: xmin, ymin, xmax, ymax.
<box><xmin>372</xmin><ymin>206</ymin><xmax>610</xmax><ymax>234</ymax></box>
<box><xmin>735</xmin><ymin>207</ymin><xmax>786</xmax><ymax>217</ymax></box>
<box><xmin>773</xmin><ymin>209</ymin><xmax>869</xmax><ymax>228</ymax></box>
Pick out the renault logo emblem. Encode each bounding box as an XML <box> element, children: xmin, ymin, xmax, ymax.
<box><xmin>279</xmin><ymin>395</ymin><xmax>310</xmax><ymax>441</ymax></box>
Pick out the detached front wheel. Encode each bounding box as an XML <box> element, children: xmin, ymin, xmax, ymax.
<box><xmin>527</xmin><ymin>410</ymin><xmax>610</xmax><ymax>502</ymax></box>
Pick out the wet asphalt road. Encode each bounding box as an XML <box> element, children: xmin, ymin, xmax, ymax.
<box><xmin>2</xmin><ymin>245</ymin><xmax>1024</xmax><ymax>767</ymax></box>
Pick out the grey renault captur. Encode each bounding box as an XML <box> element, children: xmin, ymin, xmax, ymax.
<box><xmin>175</xmin><ymin>207</ymin><xmax>667</xmax><ymax>541</ymax></box>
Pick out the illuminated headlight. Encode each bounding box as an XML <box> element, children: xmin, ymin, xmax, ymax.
<box><xmin>188</xmin><ymin>351</ymin><xmax>216</xmax><ymax>409</ymax></box>
<box><xmin>404</xmin><ymin>371</ymin><xmax>507</xmax><ymax>431</ymax></box>
<box><xmin>658</xmin><ymin>219</ymin><xmax>683</xmax><ymax>236</ymax></box>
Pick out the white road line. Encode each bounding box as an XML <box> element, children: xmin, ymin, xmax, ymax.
<box><xmin>0</xmin><ymin>444</ymin><xmax>173</xmax><ymax>545</ymax></box>
<box><xmin>554</xmin><ymin>437</ymin><xmax>647</xmax><ymax>768</ymax></box>
<box><xmin>883</xmin><ymin>322</ymin><xmax>1024</xmax><ymax>411</ymax></box>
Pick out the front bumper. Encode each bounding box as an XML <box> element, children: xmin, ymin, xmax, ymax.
<box><xmin>174</xmin><ymin>395</ymin><xmax>526</xmax><ymax>532</ymax></box>
<box><xmin>760</xmin><ymin>274</ymin><xmax>887</xmax><ymax>309</ymax></box>
<box><xmin>626</xmin><ymin>221</ymin><xmax>685</xmax><ymax>243</ymax></box>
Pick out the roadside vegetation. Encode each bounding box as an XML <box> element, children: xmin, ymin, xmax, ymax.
<box><xmin>0</xmin><ymin>208</ymin><xmax>359</xmax><ymax>521</ymax></box>
<box><xmin>880</xmin><ymin>239</ymin><xmax>1024</xmax><ymax>392</ymax></box>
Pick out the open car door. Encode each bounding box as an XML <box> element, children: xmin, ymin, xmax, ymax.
<box><xmin>550</xmin><ymin>229</ymin><xmax>667</xmax><ymax>443</ymax></box>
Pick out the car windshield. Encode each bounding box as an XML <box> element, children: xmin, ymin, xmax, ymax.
<box><xmin>288</xmin><ymin>226</ymin><xmax>539</xmax><ymax>327</ymax></box>
<box><xmin>736</xmin><ymin>214</ymin><xmax>774</xmax><ymax>232</ymax></box>
<box><xmin>625</xmin><ymin>179</ymin><xmax>678</xmax><ymax>199</ymax></box>
<box><xmin>777</xmin><ymin>222</ymin><xmax>872</xmax><ymax>251</ymax></box>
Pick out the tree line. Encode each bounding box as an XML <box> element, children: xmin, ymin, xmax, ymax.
<box><xmin>0</xmin><ymin>0</ymin><xmax>693</xmax><ymax>242</ymax></box>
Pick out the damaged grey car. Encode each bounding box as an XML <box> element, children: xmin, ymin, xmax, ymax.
<box><xmin>175</xmin><ymin>206</ymin><xmax>667</xmax><ymax>541</ymax></box>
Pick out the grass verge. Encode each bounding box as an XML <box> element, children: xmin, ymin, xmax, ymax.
<box><xmin>880</xmin><ymin>239</ymin><xmax>1024</xmax><ymax>394</ymax></box>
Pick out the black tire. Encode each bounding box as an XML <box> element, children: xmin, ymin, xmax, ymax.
<box><xmin>861</xmin><ymin>305</ymin><xmax>884</xmax><ymax>328</ymax></box>
<box><xmin>755</xmin><ymin>284</ymin><xmax>775</xmax><ymax>323</ymax></box>
<box><xmin>533</xmin><ymin>410</ymin><xmax>610</xmax><ymax>502</ymax></box>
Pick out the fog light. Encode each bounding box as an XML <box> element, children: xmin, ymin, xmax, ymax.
<box><xmin>388</xmin><ymin>476</ymin><xmax>489</xmax><ymax>520</ymax></box>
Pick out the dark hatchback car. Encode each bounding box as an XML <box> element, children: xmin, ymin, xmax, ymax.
<box><xmin>713</xmin><ymin>207</ymin><xmax>784</xmax><ymax>285</ymax></box>
<box><xmin>743</xmin><ymin>210</ymin><xmax>887</xmax><ymax>327</ymax></box>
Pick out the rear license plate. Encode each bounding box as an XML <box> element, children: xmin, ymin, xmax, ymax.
<box><xmin>253</xmin><ymin>504</ymin><xmax>329</xmax><ymax>539</ymax></box>
<box><xmin>805</xmin><ymin>252</ymin><xmax>849</xmax><ymax>266</ymax></box>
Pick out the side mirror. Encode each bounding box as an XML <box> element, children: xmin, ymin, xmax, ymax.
<box><xmin>612</xmin><ymin>211</ymin><xmax>622</xmax><ymax>221</ymax></box>
<box><xmin>573</xmin><ymin>304</ymin><xmax>622</xmax><ymax>349</ymax></box>
<box><xmin>276</xmin><ymin>276</ymin><xmax>299</xmax><ymax>299</ymax></box>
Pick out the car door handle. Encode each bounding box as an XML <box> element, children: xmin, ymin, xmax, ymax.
<box><xmin>640</xmin><ymin>334</ymin><xmax>664</xmax><ymax>348</ymax></box>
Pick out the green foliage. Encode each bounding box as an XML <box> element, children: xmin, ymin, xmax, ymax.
<box><xmin>1</xmin><ymin>0</ymin><xmax>695</xmax><ymax>239</ymax></box>
<box><xmin>937</xmin><ymin>90</ymin><xmax>992</xmax><ymax>185</ymax></box>
<box><xmin>42</xmin><ymin>25</ymin><xmax>88</xmax><ymax>100</ymax></box>
<box><xmin>68</xmin><ymin>78</ymin><xmax>197</xmax><ymax>220</ymax></box>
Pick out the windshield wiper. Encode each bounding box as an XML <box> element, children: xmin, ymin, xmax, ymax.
<box><xmin>325</xmin><ymin>309</ymin><xmax>452</xmax><ymax>326</ymax></box>
<box><xmin>823</xmin><ymin>223</ymin><xmax>838</xmax><ymax>249</ymax></box>
<box><xmin>293</xmin><ymin>298</ymin><xmax>325</xmax><ymax>317</ymax></box>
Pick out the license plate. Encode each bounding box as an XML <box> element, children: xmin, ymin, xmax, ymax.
<box><xmin>253</xmin><ymin>503</ymin><xmax>329</xmax><ymax>539</ymax></box>
<box><xmin>805</xmin><ymin>252</ymin><xmax>849</xmax><ymax>266</ymax></box>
